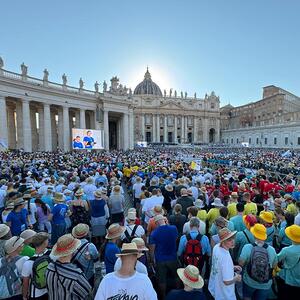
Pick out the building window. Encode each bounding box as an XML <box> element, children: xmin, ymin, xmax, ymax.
<box><xmin>249</xmin><ymin>138</ymin><xmax>251</xmax><ymax>144</ymax></box>
<box><xmin>236</xmin><ymin>138</ymin><xmax>239</xmax><ymax>144</ymax></box>
<box><xmin>256</xmin><ymin>137</ymin><xmax>259</xmax><ymax>144</ymax></box>
<box><xmin>264</xmin><ymin>138</ymin><xmax>267</xmax><ymax>145</ymax></box>
<box><xmin>285</xmin><ymin>137</ymin><xmax>288</xmax><ymax>145</ymax></box>
<box><xmin>231</xmin><ymin>138</ymin><xmax>233</xmax><ymax>144</ymax></box>
<box><xmin>211</xmin><ymin>103</ymin><xmax>215</xmax><ymax>109</ymax></box>
<box><xmin>298</xmin><ymin>137</ymin><xmax>300</xmax><ymax>145</ymax></box>
<box><xmin>274</xmin><ymin>137</ymin><xmax>277</xmax><ymax>145</ymax></box>
<box><xmin>226</xmin><ymin>139</ymin><xmax>228</xmax><ymax>144</ymax></box>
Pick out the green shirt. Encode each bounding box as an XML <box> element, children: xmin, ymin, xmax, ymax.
<box><xmin>277</xmin><ymin>244</ymin><xmax>300</xmax><ymax>287</ymax></box>
<box><xmin>20</xmin><ymin>245</ymin><xmax>36</xmax><ymax>257</ymax></box>
<box><xmin>239</xmin><ymin>243</ymin><xmax>277</xmax><ymax>290</ymax></box>
<box><xmin>230</xmin><ymin>215</ymin><xmax>246</xmax><ymax>232</ymax></box>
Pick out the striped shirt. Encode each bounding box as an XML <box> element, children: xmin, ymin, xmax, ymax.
<box><xmin>46</xmin><ymin>261</ymin><xmax>91</xmax><ymax>300</ymax></box>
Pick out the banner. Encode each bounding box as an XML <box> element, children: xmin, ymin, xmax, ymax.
<box><xmin>72</xmin><ymin>128</ymin><xmax>104</xmax><ymax>150</ymax></box>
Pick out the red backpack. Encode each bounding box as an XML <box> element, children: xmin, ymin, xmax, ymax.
<box><xmin>183</xmin><ymin>233</ymin><xmax>204</xmax><ymax>271</ymax></box>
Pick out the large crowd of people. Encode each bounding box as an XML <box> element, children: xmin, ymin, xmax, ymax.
<box><xmin>0</xmin><ymin>147</ymin><xmax>299</xmax><ymax>300</ymax></box>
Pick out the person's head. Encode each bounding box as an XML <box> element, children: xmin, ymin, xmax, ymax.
<box><xmin>86</xmin><ymin>130</ymin><xmax>92</xmax><ymax>137</ymax></box>
<box><xmin>154</xmin><ymin>214</ymin><xmax>165</xmax><ymax>226</ymax></box>
<box><xmin>174</xmin><ymin>203</ymin><xmax>182</xmax><ymax>215</ymax></box>
<box><xmin>72</xmin><ymin>223</ymin><xmax>90</xmax><ymax>239</ymax></box>
<box><xmin>284</xmin><ymin>212</ymin><xmax>295</xmax><ymax>227</ymax></box>
<box><xmin>243</xmin><ymin>192</ymin><xmax>251</xmax><ymax>202</ymax></box>
<box><xmin>180</xmin><ymin>188</ymin><xmax>188</xmax><ymax>196</ymax></box>
<box><xmin>189</xmin><ymin>217</ymin><xmax>200</xmax><ymax>231</ymax></box>
<box><xmin>31</xmin><ymin>232</ymin><xmax>49</xmax><ymax>251</ymax></box>
<box><xmin>13</xmin><ymin>198</ymin><xmax>25</xmax><ymax>211</ymax></box>
<box><xmin>230</xmin><ymin>192</ymin><xmax>238</xmax><ymax>202</ymax></box>
<box><xmin>260</xmin><ymin>211</ymin><xmax>273</xmax><ymax>226</ymax></box>
<box><xmin>0</xmin><ymin>224</ymin><xmax>11</xmax><ymax>240</ymax></box>
<box><xmin>285</xmin><ymin>224</ymin><xmax>300</xmax><ymax>245</ymax></box>
<box><xmin>151</xmin><ymin>188</ymin><xmax>158</xmax><ymax>196</ymax></box>
<box><xmin>116</xmin><ymin>243</ymin><xmax>140</xmax><ymax>271</ymax></box>
<box><xmin>219</xmin><ymin>228</ymin><xmax>237</xmax><ymax>250</ymax></box>
<box><xmin>243</xmin><ymin>214</ymin><xmax>257</xmax><ymax>230</ymax></box>
<box><xmin>105</xmin><ymin>223</ymin><xmax>125</xmax><ymax>242</ymax></box>
<box><xmin>5</xmin><ymin>236</ymin><xmax>25</xmax><ymax>257</ymax></box>
<box><xmin>219</xmin><ymin>206</ymin><xmax>229</xmax><ymax>219</ymax></box>
<box><xmin>50</xmin><ymin>234</ymin><xmax>81</xmax><ymax>262</ymax></box>
<box><xmin>126</xmin><ymin>211</ymin><xmax>137</xmax><ymax>224</ymax></box>
<box><xmin>20</xmin><ymin>229</ymin><xmax>37</xmax><ymax>245</ymax></box>
<box><xmin>75</xmin><ymin>136</ymin><xmax>81</xmax><ymax>142</ymax></box>
<box><xmin>177</xmin><ymin>265</ymin><xmax>204</xmax><ymax>291</ymax></box>
<box><xmin>236</xmin><ymin>202</ymin><xmax>244</xmax><ymax>214</ymax></box>
<box><xmin>187</xmin><ymin>206</ymin><xmax>198</xmax><ymax>219</ymax></box>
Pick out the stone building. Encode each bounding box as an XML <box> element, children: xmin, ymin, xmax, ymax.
<box><xmin>0</xmin><ymin>59</ymin><xmax>221</xmax><ymax>151</ymax></box>
<box><xmin>220</xmin><ymin>85</ymin><xmax>300</xmax><ymax>148</ymax></box>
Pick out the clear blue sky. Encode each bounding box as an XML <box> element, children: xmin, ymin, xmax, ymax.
<box><xmin>1</xmin><ymin>0</ymin><xmax>300</xmax><ymax>106</ymax></box>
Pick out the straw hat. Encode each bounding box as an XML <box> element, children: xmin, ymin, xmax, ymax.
<box><xmin>126</xmin><ymin>211</ymin><xmax>137</xmax><ymax>221</ymax></box>
<box><xmin>74</xmin><ymin>189</ymin><xmax>84</xmax><ymax>197</ymax></box>
<box><xmin>181</xmin><ymin>188</ymin><xmax>188</xmax><ymax>196</ymax></box>
<box><xmin>4</xmin><ymin>236</ymin><xmax>25</xmax><ymax>254</ymax></box>
<box><xmin>116</xmin><ymin>242</ymin><xmax>140</xmax><ymax>257</ymax></box>
<box><xmin>5</xmin><ymin>202</ymin><xmax>14</xmax><ymax>210</ymax></box>
<box><xmin>112</xmin><ymin>185</ymin><xmax>121</xmax><ymax>193</ymax></box>
<box><xmin>214</xmin><ymin>216</ymin><xmax>228</xmax><ymax>229</ymax></box>
<box><xmin>23</xmin><ymin>193</ymin><xmax>32</xmax><ymax>200</ymax></box>
<box><xmin>72</xmin><ymin>223</ymin><xmax>90</xmax><ymax>239</ymax></box>
<box><xmin>132</xmin><ymin>237</ymin><xmax>149</xmax><ymax>251</ymax></box>
<box><xmin>51</xmin><ymin>234</ymin><xmax>81</xmax><ymax>258</ymax></box>
<box><xmin>54</xmin><ymin>192</ymin><xmax>65</xmax><ymax>203</ymax></box>
<box><xmin>178</xmin><ymin>178</ymin><xmax>185</xmax><ymax>185</ymax></box>
<box><xmin>165</xmin><ymin>184</ymin><xmax>173</xmax><ymax>192</ymax></box>
<box><xmin>177</xmin><ymin>265</ymin><xmax>204</xmax><ymax>289</ymax></box>
<box><xmin>86</xmin><ymin>177</ymin><xmax>94</xmax><ymax>184</ymax></box>
<box><xmin>250</xmin><ymin>223</ymin><xmax>267</xmax><ymax>241</ymax></box>
<box><xmin>211</xmin><ymin>198</ymin><xmax>224</xmax><ymax>207</ymax></box>
<box><xmin>285</xmin><ymin>225</ymin><xmax>300</xmax><ymax>243</ymax></box>
<box><xmin>260</xmin><ymin>211</ymin><xmax>273</xmax><ymax>224</ymax></box>
<box><xmin>105</xmin><ymin>223</ymin><xmax>125</xmax><ymax>240</ymax></box>
<box><xmin>94</xmin><ymin>190</ymin><xmax>104</xmax><ymax>198</ymax></box>
<box><xmin>14</xmin><ymin>198</ymin><xmax>25</xmax><ymax>207</ymax></box>
<box><xmin>136</xmin><ymin>177</ymin><xmax>142</xmax><ymax>182</ymax></box>
<box><xmin>20</xmin><ymin>229</ymin><xmax>37</xmax><ymax>241</ymax></box>
<box><xmin>194</xmin><ymin>199</ymin><xmax>204</xmax><ymax>209</ymax></box>
<box><xmin>218</xmin><ymin>228</ymin><xmax>237</xmax><ymax>243</ymax></box>
<box><xmin>0</xmin><ymin>224</ymin><xmax>10</xmax><ymax>238</ymax></box>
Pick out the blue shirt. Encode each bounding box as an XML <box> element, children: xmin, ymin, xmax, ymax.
<box><xmin>105</xmin><ymin>242</ymin><xmax>120</xmax><ymax>274</ymax></box>
<box><xmin>230</xmin><ymin>214</ymin><xmax>246</xmax><ymax>232</ymax></box>
<box><xmin>177</xmin><ymin>230</ymin><xmax>211</xmax><ymax>257</ymax></box>
<box><xmin>83</xmin><ymin>136</ymin><xmax>94</xmax><ymax>148</ymax></box>
<box><xmin>89</xmin><ymin>199</ymin><xmax>106</xmax><ymax>218</ymax></box>
<box><xmin>73</xmin><ymin>141</ymin><xmax>83</xmax><ymax>149</ymax></box>
<box><xmin>6</xmin><ymin>209</ymin><xmax>28</xmax><ymax>235</ymax></box>
<box><xmin>52</xmin><ymin>203</ymin><xmax>68</xmax><ymax>225</ymax></box>
<box><xmin>42</xmin><ymin>195</ymin><xmax>54</xmax><ymax>210</ymax></box>
<box><xmin>150</xmin><ymin>225</ymin><xmax>178</xmax><ymax>262</ymax></box>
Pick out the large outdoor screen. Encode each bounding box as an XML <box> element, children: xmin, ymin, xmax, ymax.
<box><xmin>72</xmin><ymin>128</ymin><xmax>104</xmax><ymax>150</ymax></box>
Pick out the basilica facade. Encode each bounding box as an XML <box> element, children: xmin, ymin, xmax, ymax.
<box><xmin>0</xmin><ymin>58</ymin><xmax>221</xmax><ymax>151</ymax></box>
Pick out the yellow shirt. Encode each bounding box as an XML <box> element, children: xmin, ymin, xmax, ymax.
<box><xmin>197</xmin><ymin>210</ymin><xmax>207</xmax><ymax>222</ymax></box>
<box><xmin>227</xmin><ymin>203</ymin><xmax>237</xmax><ymax>219</ymax></box>
<box><xmin>244</xmin><ymin>202</ymin><xmax>258</xmax><ymax>216</ymax></box>
<box><xmin>286</xmin><ymin>203</ymin><xmax>298</xmax><ymax>216</ymax></box>
<box><xmin>123</xmin><ymin>167</ymin><xmax>131</xmax><ymax>178</ymax></box>
<box><xmin>207</xmin><ymin>208</ymin><xmax>220</xmax><ymax>229</ymax></box>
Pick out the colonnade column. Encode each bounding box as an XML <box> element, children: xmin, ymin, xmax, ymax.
<box><xmin>129</xmin><ymin>111</ymin><xmax>134</xmax><ymax>149</ymax></box>
<box><xmin>7</xmin><ymin>106</ymin><xmax>16</xmax><ymax>149</ymax></box>
<box><xmin>181</xmin><ymin>116</ymin><xmax>184</xmax><ymax>143</ymax></box>
<box><xmin>141</xmin><ymin>114</ymin><xmax>145</xmax><ymax>141</ymax></box>
<box><xmin>156</xmin><ymin>114</ymin><xmax>160</xmax><ymax>142</ymax></box>
<box><xmin>152</xmin><ymin>114</ymin><xmax>156</xmax><ymax>142</ymax></box>
<box><xmin>38</xmin><ymin>107</ymin><xmax>45</xmax><ymax>151</ymax></box>
<box><xmin>122</xmin><ymin>112</ymin><xmax>129</xmax><ymax>150</ymax></box>
<box><xmin>58</xmin><ymin>110</ymin><xmax>64</xmax><ymax>150</ymax></box>
<box><xmin>174</xmin><ymin>115</ymin><xmax>177</xmax><ymax>143</ymax></box>
<box><xmin>203</xmin><ymin>118</ymin><xmax>208</xmax><ymax>143</ymax></box>
<box><xmin>103</xmin><ymin>109</ymin><xmax>109</xmax><ymax>150</ymax></box>
<box><xmin>44</xmin><ymin>104</ymin><xmax>52</xmax><ymax>151</ymax></box>
<box><xmin>63</xmin><ymin>106</ymin><xmax>70</xmax><ymax>151</ymax></box>
<box><xmin>80</xmin><ymin>109</ymin><xmax>86</xmax><ymax>129</ymax></box>
<box><xmin>22</xmin><ymin>99</ymin><xmax>32</xmax><ymax>152</ymax></box>
<box><xmin>75</xmin><ymin>110</ymin><xmax>80</xmax><ymax>128</ymax></box>
<box><xmin>193</xmin><ymin>116</ymin><xmax>198</xmax><ymax>143</ymax></box>
<box><xmin>16</xmin><ymin>102</ymin><xmax>23</xmax><ymax>149</ymax></box>
<box><xmin>0</xmin><ymin>96</ymin><xmax>8</xmax><ymax>148</ymax></box>
<box><xmin>164</xmin><ymin>115</ymin><xmax>168</xmax><ymax>143</ymax></box>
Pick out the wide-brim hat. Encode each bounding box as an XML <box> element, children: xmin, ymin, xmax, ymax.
<box><xmin>178</xmin><ymin>178</ymin><xmax>185</xmax><ymax>184</ymax></box>
<box><xmin>116</xmin><ymin>242</ymin><xmax>141</xmax><ymax>257</ymax></box>
<box><xmin>94</xmin><ymin>190</ymin><xmax>103</xmax><ymax>198</ymax></box>
<box><xmin>4</xmin><ymin>236</ymin><xmax>25</xmax><ymax>254</ymax></box>
<box><xmin>154</xmin><ymin>214</ymin><xmax>165</xmax><ymax>223</ymax></box>
<box><xmin>14</xmin><ymin>198</ymin><xmax>25</xmax><ymax>207</ymax></box>
<box><xmin>0</xmin><ymin>224</ymin><xmax>10</xmax><ymax>238</ymax></box>
<box><xmin>51</xmin><ymin>234</ymin><xmax>81</xmax><ymax>258</ymax></box>
<box><xmin>194</xmin><ymin>200</ymin><xmax>204</xmax><ymax>209</ymax></box>
<box><xmin>260</xmin><ymin>211</ymin><xmax>273</xmax><ymax>224</ymax></box>
<box><xmin>250</xmin><ymin>223</ymin><xmax>267</xmax><ymax>241</ymax></box>
<box><xmin>20</xmin><ymin>229</ymin><xmax>37</xmax><ymax>241</ymax></box>
<box><xmin>105</xmin><ymin>223</ymin><xmax>125</xmax><ymax>239</ymax></box>
<box><xmin>285</xmin><ymin>224</ymin><xmax>300</xmax><ymax>243</ymax></box>
<box><xmin>23</xmin><ymin>193</ymin><xmax>32</xmax><ymax>200</ymax></box>
<box><xmin>112</xmin><ymin>185</ymin><xmax>121</xmax><ymax>193</ymax></box>
<box><xmin>86</xmin><ymin>177</ymin><xmax>94</xmax><ymax>184</ymax></box>
<box><xmin>211</xmin><ymin>198</ymin><xmax>224</xmax><ymax>207</ymax></box>
<box><xmin>132</xmin><ymin>237</ymin><xmax>149</xmax><ymax>252</ymax></box>
<box><xmin>72</xmin><ymin>223</ymin><xmax>90</xmax><ymax>239</ymax></box>
<box><xmin>54</xmin><ymin>192</ymin><xmax>65</xmax><ymax>203</ymax></box>
<box><xmin>165</xmin><ymin>184</ymin><xmax>173</xmax><ymax>192</ymax></box>
<box><xmin>218</xmin><ymin>228</ymin><xmax>237</xmax><ymax>243</ymax></box>
<box><xmin>74</xmin><ymin>189</ymin><xmax>84</xmax><ymax>197</ymax></box>
<box><xmin>177</xmin><ymin>265</ymin><xmax>204</xmax><ymax>289</ymax></box>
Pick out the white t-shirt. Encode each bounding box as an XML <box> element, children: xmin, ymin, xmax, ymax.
<box><xmin>142</xmin><ymin>196</ymin><xmax>164</xmax><ymax>224</ymax></box>
<box><xmin>208</xmin><ymin>243</ymin><xmax>236</xmax><ymax>300</ymax></box>
<box><xmin>121</xmin><ymin>224</ymin><xmax>145</xmax><ymax>241</ymax></box>
<box><xmin>95</xmin><ymin>271</ymin><xmax>157</xmax><ymax>300</ymax></box>
<box><xmin>28</xmin><ymin>203</ymin><xmax>37</xmax><ymax>225</ymax></box>
<box><xmin>182</xmin><ymin>220</ymin><xmax>206</xmax><ymax>235</ymax></box>
<box><xmin>21</xmin><ymin>252</ymin><xmax>48</xmax><ymax>297</ymax></box>
<box><xmin>132</xmin><ymin>182</ymin><xmax>144</xmax><ymax>199</ymax></box>
<box><xmin>114</xmin><ymin>258</ymin><xmax>148</xmax><ymax>275</ymax></box>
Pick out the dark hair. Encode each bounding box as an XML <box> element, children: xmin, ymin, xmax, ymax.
<box><xmin>284</xmin><ymin>212</ymin><xmax>295</xmax><ymax>226</ymax></box>
<box><xmin>219</xmin><ymin>206</ymin><xmax>229</xmax><ymax>218</ymax></box>
<box><xmin>236</xmin><ymin>202</ymin><xmax>244</xmax><ymax>212</ymax></box>
<box><xmin>35</xmin><ymin>198</ymin><xmax>48</xmax><ymax>215</ymax></box>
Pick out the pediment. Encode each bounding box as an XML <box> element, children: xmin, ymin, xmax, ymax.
<box><xmin>159</xmin><ymin>100</ymin><xmax>185</xmax><ymax>110</ymax></box>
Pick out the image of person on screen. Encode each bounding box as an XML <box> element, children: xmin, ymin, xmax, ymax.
<box><xmin>83</xmin><ymin>130</ymin><xmax>96</xmax><ymax>149</ymax></box>
<box><xmin>73</xmin><ymin>136</ymin><xmax>84</xmax><ymax>149</ymax></box>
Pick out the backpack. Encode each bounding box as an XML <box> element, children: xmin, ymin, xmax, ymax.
<box><xmin>247</xmin><ymin>243</ymin><xmax>272</xmax><ymax>283</ymax></box>
<box><xmin>71</xmin><ymin>242</ymin><xmax>89</xmax><ymax>271</ymax></box>
<box><xmin>30</xmin><ymin>250</ymin><xmax>52</xmax><ymax>290</ymax></box>
<box><xmin>123</xmin><ymin>225</ymin><xmax>138</xmax><ymax>243</ymax></box>
<box><xmin>0</xmin><ymin>256</ymin><xmax>22</xmax><ymax>299</ymax></box>
<box><xmin>183</xmin><ymin>233</ymin><xmax>204</xmax><ymax>271</ymax></box>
